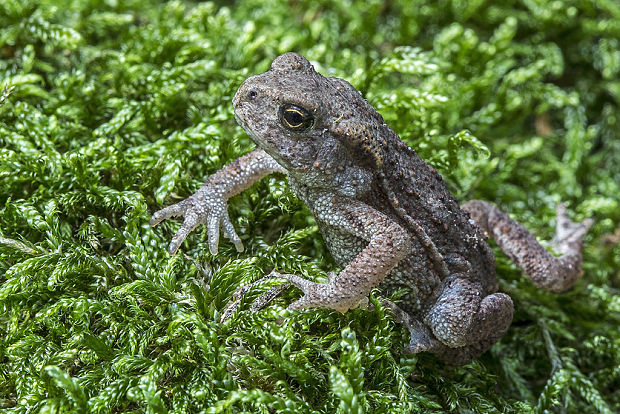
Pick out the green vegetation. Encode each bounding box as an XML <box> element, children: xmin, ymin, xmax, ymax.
<box><xmin>1</xmin><ymin>0</ymin><xmax>619</xmax><ymax>412</ymax></box>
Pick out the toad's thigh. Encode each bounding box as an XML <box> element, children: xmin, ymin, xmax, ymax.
<box><xmin>424</xmin><ymin>277</ymin><xmax>514</xmax><ymax>348</ymax></box>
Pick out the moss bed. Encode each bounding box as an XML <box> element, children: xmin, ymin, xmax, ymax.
<box><xmin>1</xmin><ymin>0</ymin><xmax>619</xmax><ymax>412</ymax></box>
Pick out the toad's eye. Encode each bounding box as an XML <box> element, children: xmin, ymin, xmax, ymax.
<box><xmin>279</xmin><ymin>104</ymin><xmax>314</xmax><ymax>131</ymax></box>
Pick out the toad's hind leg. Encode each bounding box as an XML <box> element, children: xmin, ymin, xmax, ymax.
<box><xmin>423</xmin><ymin>278</ymin><xmax>514</xmax><ymax>351</ymax></box>
<box><xmin>382</xmin><ymin>296</ymin><xmax>512</xmax><ymax>365</ymax></box>
<box><xmin>462</xmin><ymin>201</ymin><xmax>593</xmax><ymax>293</ymax></box>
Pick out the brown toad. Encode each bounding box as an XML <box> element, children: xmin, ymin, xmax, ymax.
<box><xmin>151</xmin><ymin>53</ymin><xmax>592</xmax><ymax>365</ymax></box>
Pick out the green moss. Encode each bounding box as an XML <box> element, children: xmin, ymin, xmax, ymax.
<box><xmin>1</xmin><ymin>0</ymin><xmax>618</xmax><ymax>412</ymax></box>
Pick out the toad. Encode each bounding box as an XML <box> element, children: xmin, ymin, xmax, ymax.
<box><xmin>150</xmin><ymin>53</ymin><xmax>592</xmax><ymax>364</ymax></box>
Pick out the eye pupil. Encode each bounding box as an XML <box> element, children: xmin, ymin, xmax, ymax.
<box><xmin>285</xmin><ymin>110</ymin><xmax>303</xmax><ymax>126</ymax></box>
<box><xmin>279</xmin><ymin>104</ymin><xmax>313</xmax><ymax>130</ymax></box>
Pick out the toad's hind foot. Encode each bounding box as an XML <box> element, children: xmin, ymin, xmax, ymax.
<box><xmin>462</xmin><ymin>200</ymin><xmax>593</xmax><ymax>293</ymax></box>
<box><xmin>551</xmin><ymin>203</ymin><xmax>594</xmax><ymax>255</ymax></box>
<box><xmin>220</xmin><ymin>274</ymin><xmax>289</xmax><ymax>323</ymax></box>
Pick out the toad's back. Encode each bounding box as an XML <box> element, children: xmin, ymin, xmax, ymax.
<box><xmin>289</xmin><ymin>69</ymin><xmax>499</xmax><ymax>306</ymax></box>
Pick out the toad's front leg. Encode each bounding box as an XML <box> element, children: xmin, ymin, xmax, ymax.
<box><xmin>150</xmin><ymin>148</ymin><xmax>285</xmax><ymax>254</ymax></box>
<box><xmin>274</xmin><ymin>194</ymin><xmax>412</xmax><ymax>313</ymax></box>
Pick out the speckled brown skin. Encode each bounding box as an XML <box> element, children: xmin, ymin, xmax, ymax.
<box><xmin>151</xmin><ymin>53</ymin><xmax>592</xmax><ymax>365</ymax></box>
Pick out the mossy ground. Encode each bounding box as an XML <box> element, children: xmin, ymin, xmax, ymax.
<box><xmin>1</xmin><ymin>0</ymin><xmax>619</xmax><ymax>412</ymax></box>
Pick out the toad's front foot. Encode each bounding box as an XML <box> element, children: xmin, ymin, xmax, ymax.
<box><xmin>150</xmin><ymin>188</ymin><xmax>242</xmax><ymax>255</ymax></box>
<box><xmin>269</xmin><ymin>271</ymin><xmax>369</xmax><ymax>313</ymax></box>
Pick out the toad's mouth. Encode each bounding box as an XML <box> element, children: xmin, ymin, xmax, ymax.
<box><xmin>233</xmin><ymin>110</ymin><xmax>267</xmax><ymax>149</ymax></box>
<box><xmin>233</xmin><ymin>110</ymin><xmax>290</xmax><ymax>168</ymax></box>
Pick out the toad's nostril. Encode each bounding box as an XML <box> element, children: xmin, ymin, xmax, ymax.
<box><xmin>248</xmin><ymin>89</ymin><xmax>257</xmax><ymax>100</ymax></box>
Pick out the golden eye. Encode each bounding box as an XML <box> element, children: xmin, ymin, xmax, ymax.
<box><xmin>279</xmin><ymin>104</ymin><xmax>313</xmax><ymax>130</ymax></box>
